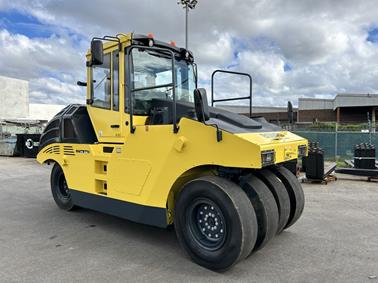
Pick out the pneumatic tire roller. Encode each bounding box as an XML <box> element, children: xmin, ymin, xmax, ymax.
<box><xmin>37</xmin><ymin>33</ymin><xmax>307</xmax><ymax>271</ymax></box>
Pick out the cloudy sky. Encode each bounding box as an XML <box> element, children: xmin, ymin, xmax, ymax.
<box><xmin>1</xmin><ymin>0</ymin><xmax>378</xmax><ymax>107</ymax></box>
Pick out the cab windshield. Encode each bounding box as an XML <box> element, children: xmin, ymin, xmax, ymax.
<box><xmin>128</xmin><ymin>48</ymin><xmax>196</xmax><ymax>115</ymax></box>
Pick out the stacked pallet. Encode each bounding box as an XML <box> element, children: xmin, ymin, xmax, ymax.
<box><xmin>354</xmin><ymin>143</ymin><xmax>376</xmax><ymax>169</ymax></box>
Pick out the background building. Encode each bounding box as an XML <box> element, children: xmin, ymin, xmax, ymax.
<box><xmin>1</xmin><ymin>73</ymin><xmax>377</xmax><ymax>128</ymax></box>
<box><xmin>219</xmin><ymin>93</ymin><xmax>378</xmax><ymax>126</ymax></box>
<box><xmin>0</xmin><ymin>75</ymin><xmax>29</xmax><ymax>120</ymax></box>
<box><xmin>0</xmin><ymin>75</ymin><xmax>66</xmax><ymax>156</ymax></box>
<box><xmin>298</xmin><ymin>93</ymin><xmax>378</xmax><ymax>124</ymax></box>
<box><xmin>0</xmin><ymin>75</ymin><xmax>65</xmax><ymax>122</ymax></box>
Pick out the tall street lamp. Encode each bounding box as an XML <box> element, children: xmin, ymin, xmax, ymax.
<box><xmin>177</xmin><ymin>0</ymin><xmax>198</xmax><ymax>50</ymax></box>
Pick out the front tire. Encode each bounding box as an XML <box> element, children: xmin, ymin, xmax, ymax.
<box><xmin>50</xmin><ymin>163</ymin><xmax>75</xmax><ymax>211</ymax></box>
<box><xmin>174</xmin><ymin>176</ymin><xmax>257</xmax><ymax>271</ymax></box>
<box><xmin>255</xmin><ymin>169</ymin><xmax>291</xmax><ymax>234</ymax></box>
<box><xmin>240</xmin><ymin>174</ymin><xmax>279</xmax><ymax>252</ymax></box>
<box><xmin>271</xmin><ymin>166</ymin><xmax>305</xmax><ymax>229</ymax></box>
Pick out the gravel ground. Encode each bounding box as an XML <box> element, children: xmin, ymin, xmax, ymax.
<box><xmin>0</xmin><ymin>157</ymin><xmax>377</xmax><ymax>283</ymax></box>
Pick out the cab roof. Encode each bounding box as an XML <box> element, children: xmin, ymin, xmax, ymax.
<box><xmin>86</xmin><ymin>33</ymin><xmax>192</xmax><ymax>60</ymax></box>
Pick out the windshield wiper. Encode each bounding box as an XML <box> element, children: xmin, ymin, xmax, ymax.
<box><xmin>94</xmin><ymin>74</ymin><xmax>108</xmax><ymax>90</ymax></box>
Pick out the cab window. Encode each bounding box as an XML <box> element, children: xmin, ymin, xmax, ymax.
<box><xmin>128</xmin><ymin>49</ymin><xmax>195</xmax><ymax>115</ymax></box>
<box><xmin>113</xmin><ymin>52</ymin><xmax>119</xmax><ymax>111</ymax></box>
<box><xmin>92</xmin><ymin>53</ymin><xmax>111</xmax><ymax>109</ymax></box>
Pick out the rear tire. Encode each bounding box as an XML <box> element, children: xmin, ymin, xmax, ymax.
<box><xmin>50</xmin><ymin>163</ymin><xmax>75</xmax><ymax>211</ymax></box>
<box><xmin>240</xmin><ymin>174</ymin><xmax>279</xmax><ymax>252</ymax></box>
<box><xmin>271</xmin><ymin>166</ymin><xmax>305</xmax><ymax>229</ymax></box>
<box><xmin>255</xmin><ymin>169</ymin><xmax>291</xmax><ymax>234</ymax></box>
<box><xmin>174</xmin><ymin>176</ymin><xmax>257</xmax><ymax>271</ymax></box>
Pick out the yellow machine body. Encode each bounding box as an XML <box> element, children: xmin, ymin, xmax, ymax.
<box><xmin>37</xmin><ymin>33</ymin><xmax>307</xmax><ymax>227</ymax></box>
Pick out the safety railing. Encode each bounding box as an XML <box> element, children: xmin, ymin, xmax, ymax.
<box><xmin>211</xmin><ymin>70</ymin><xmax>253</xmax><ymax>118</ymax></box>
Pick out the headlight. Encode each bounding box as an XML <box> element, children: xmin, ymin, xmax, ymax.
<box><xmin>298</xmin><ymin>145</ymin><xmax>307</xmax><ymax>157</ymax></box>
<box><xmin>261</xmin><ymin>150</ymin><xmax>275</xmax><ymax>167</ymax></box>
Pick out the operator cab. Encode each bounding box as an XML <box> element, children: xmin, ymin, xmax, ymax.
<box><xmin>85</xmin><ymin>33</ymin><xmax>199</xmax><ymax>141</ymax></box>
<box><xmin>84</xmin><ymin>33</ymin><xmax>266</xmax><ymax>144</ymax></box>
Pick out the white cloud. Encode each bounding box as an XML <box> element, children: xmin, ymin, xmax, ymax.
<box><xmin>194</xmin><ymin>32</ymin><xmax>234</xmax><ymax>66</ymax></box>
<box><xmin>239</xmin><ymin>51</ymin><xmax>285</xmax><ymax>91</ymax></box>
<box><xmin>1</xmin><ymin>0</ymin><xmax>378</xmax><ymax>106</ymax></box>
<box><xmin>30</xmin><ymin>77</ymin><xmax>84</xmax><ymax>104</ymax></box>
<box><xmin>0</xmin><ymin>29</ymin><xmax>86</xmax><ymax>104</ymax></box>
<box><xmin>0</xmin><ymin>30</ymin><xmax>85</xmax><ymax>77</ymax></box>
<box><xmin>267</xmin><ymin>20</ymin><xmax>350</xmax><ymax>65</ymax></box>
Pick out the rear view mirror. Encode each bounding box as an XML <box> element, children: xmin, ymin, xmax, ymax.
<box><xmin>288</xmin><ymin>101</ymin><xmax>294</xmax><ymax>124</ymax></box>
<box><xmin>194</xmin><ymin>88</ymin><xmax>210</xmax><ymax>122</ymax></box>
<box><xmin>90</xmin><ymin>40</ymin><xmax>103</xmax><ymax>66</ymax></box>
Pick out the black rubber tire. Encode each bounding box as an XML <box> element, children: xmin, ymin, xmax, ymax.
<box><xmin>271</xmin><ymin>166</ymin><xmax>305</xmax><ymax>229</ymax></box>
<box><xmin>255</xmin><ymin>169</ymin><xmax>291</xmax><ymax>234</ymax></box>
<box><xmin>240</xmin><ymin>174</ymin><xmax>279</xmax><ymax>252</ymax></box>
<box><xmin>50</xmin><ymin>163</ymin><xmax>75</xmax><ymax>211</ymax></box>
<box><xmin>174</xmin><ymin>176</ymin><xmax>257</xmax><ymax>271</ymax></box>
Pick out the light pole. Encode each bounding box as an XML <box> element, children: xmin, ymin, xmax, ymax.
<box><xmin>177</xmin><ymin>0</ymin><xmax>198</xmax><ymax>50</ymax></box>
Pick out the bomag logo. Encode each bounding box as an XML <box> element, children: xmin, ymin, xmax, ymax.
<box><xmin>76</xmin><ymin>150</ymin><xmax>90</xmax><ymax>154</ymax></box>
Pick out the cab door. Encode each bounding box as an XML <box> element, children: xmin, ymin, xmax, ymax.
<box><xmin>87</xmin><ymin>50</ymin><xmax>122</xmax><ymax>143</ymax></box>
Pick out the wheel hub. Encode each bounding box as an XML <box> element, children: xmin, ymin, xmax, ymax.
<box><xmin>187</xmin><ymin>198</ymin><xmax>226</xmax><ymax>250</ymax></box>
<box><xmin>197</xmin><ymin>204</ymin><xmax>224</xmax><ymax>240</ymax></box>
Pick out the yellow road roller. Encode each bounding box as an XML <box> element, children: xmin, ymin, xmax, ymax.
<box><xmin>37</xmin><ymin>33</ymin><xmax>307</xmax><ymax>271</ymax></box>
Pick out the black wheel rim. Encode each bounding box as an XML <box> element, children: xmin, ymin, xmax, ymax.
<box><xmin>186</xmin><ymin>198</ymin><xmax>227</xmax><ymax>251</ymax></box>
<box><xmin>57</xmin><ymin>172</ymin><xmax>70</xmax><ymax>199</ymax></box>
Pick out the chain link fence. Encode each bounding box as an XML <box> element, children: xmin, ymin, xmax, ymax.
<box><xmin>294</xmin><ymin>122</ymin><xmax>377</xmax><ymax>160</ymax></box>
